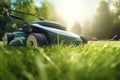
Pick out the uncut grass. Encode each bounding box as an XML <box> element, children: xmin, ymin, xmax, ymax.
<box><xmin>0</xmin><ymin>41</ymin><xmax>120</xmax><ymax>80</ymax></box>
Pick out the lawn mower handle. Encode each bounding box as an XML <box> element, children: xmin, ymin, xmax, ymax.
<box><xmin>9</xmin><ymin>14</ymin><xmax>29</xmax><ymax>25</ymax></box>
<box><xmin>9</xmin><ymin>10</ymin><xmax>44</xmax><ymax>20</ymax></box>
<box><xmin>2</xmin><ymin>7</ymin><xmax>44</xmax><ymax>21</ymax></box>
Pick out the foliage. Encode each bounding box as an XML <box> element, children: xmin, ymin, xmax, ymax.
<box><xmin>82</xmin><ymin>19</ymin><xmax>90</xmax><ymax>39</ymax></box>
<box><xmin>90</xmin><ymin>0</ymin><xmax>114</xmax><ymax>39</ymax></box>
<box><xmin>0</xmin><ymin>0</ymin><xmax>11</xmax><ymax>12</ymax></box>
<box><xmin>106</xmin><ymin>0</ymin><xmax>120</xmax><ymax>37</ymax></box>
<box><xmin>14</xmin><ymin>0</ymin><xmax>36</xmax><ymax>22</ymax></box>
<box><xmin>51</xmin><ymin>13</ymin><xmax>67</xmax><ymax>26</ymax></box>
<box><xmin>0</xmin><ymin>41</ymin><xmax>120</xmax><ymax>80</ymax></box>
<box><xmin>35</xmin><ymin>0</ymin><xmax>67</xmax><ymax>28</ymax></box>
<box><xmin>71</xmin><ymin>21</ymin><xmax>82</xmax><ymax>35</ymax></box>
<box><xmin>0</xmin><ymin>0</ymin><xmax>13</xmax><ymax>40</ymax></box>
<box><xmin>35</xmin><ymin>0</ymin><xmax>54</xmax><ymax>20</ymax></box>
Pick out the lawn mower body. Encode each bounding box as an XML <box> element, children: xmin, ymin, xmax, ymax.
<box><xmin>3</xmin><ymin>8</ymin><xmax>87</xmax><ymax>47</ymax></box>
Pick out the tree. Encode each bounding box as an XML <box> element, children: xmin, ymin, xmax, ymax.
<box><xmin>15</xmin><ymin>0</ymin><xmax>36</xmax><ymax>22</ymax></box>
<box><xmin>0</xmin><ymin>0</ymin><xmax>12</xmax><ymax>40</ymax></box>
<box><xmin>35</xmin><ymin>0</ymin><xmax>54</xmax><ymax>20</ymax></box>
<box><xmin>106</xmin><ymin>0</ymin><xmax>120</xmax><ymax>39</ymax></box>
<box><xmin>0</xmin><ymin>0</ymin><xmax>11</xmax><ymax>11</ymax></box>
<box><xmin>82</xmin><ymin>19</ymin><xmax>90</xmax><ymax>39</ymax></box>
<box><xmin>70</xmin><ymin>21</ymin><xmax>82</xmax><ymax>35</ymax></box>
<box><xmin>52</xmin><ymin>13</ymin><xmax>67</xmax><ymax>26</ymax></box>
<box><xmin>35</xmin><ymin>0</ymin><xmax>66</xmax><ymax>25</ymax></box>
<box><xmin>90</xmin><ymin>0</ymin><xmax>114</xmax><ymax>39</ymax></box>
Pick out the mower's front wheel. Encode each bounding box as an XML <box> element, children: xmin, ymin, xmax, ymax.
<box><xmin>26</xmin><ymin>33</ymin><xmax>48</xmax><ymax>47</ymax></box>
<box><xmin>3</xmin><ymin>33</ymin><xmax>14</xmax><ymax>45</ymax></box>
<box><xmin>80</xmin><ymin>35</ymin><xmax>88</xmax><ymax>44</ymax></box>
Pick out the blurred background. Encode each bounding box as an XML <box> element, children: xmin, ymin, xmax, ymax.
<box><xmin>0</xmin><ymin>0</ymin><xmax>120</xmax><ymax>41</ymax></box>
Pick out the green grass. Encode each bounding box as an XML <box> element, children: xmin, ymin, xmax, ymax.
<box><xmin>0</xmin><ymin>41</ymin><xmax>120</xmax><ymax>80</ymax></box>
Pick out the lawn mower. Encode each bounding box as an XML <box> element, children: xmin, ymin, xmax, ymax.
<box><xmin>2</xmin><ymin>7</ymin><xmax>87</xmax><ymax>47</ymax></box>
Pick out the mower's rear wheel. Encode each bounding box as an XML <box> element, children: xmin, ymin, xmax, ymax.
<box><xmin>3</xmin><ymin>33</ymin><xmax>14</xmax><ymax>45</ymax></box>
<box><xmin>26</xmin><ymin>33</ymin><xmax>48</xmax><ymax>47</ymax></box>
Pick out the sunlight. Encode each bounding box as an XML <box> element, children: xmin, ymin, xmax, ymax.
<box><xmin>57</xmin><ymin>0</ymin><xmax>88</xmax><ymax>29</ymax></box>
<box><xmin>109</xmin><ymin>4</ymin><xmax>116</xmax><ymax>11</ymax></box>
<box><xmin>61</xmin><ymin>8</ymin><xmax>76</xmax><ymax>28</ymax></box>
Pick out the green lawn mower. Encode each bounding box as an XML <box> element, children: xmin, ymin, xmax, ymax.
<box><xmin>2</xmin><ymin>8</ymin><xmax>87</xmax><ymax>47</ymax></box>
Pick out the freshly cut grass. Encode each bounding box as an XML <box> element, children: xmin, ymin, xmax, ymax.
<box><xmin>0</xmin><ymin>41</ymin><xmax>120</xmax><ymax>80</ymax></box>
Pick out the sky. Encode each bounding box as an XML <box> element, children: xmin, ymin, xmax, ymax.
<box><xmin>35</xmin><ymin>0</ymin><xmax>99</xmax><ymax>27</ymax></box>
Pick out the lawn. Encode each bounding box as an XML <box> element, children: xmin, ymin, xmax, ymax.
<box><xmin>0</xmin><ymin>41</ymin><xmax>120</xmax><ymax>80</ymax></box>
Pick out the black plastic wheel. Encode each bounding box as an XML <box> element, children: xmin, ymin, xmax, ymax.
<box><xmin>26</xmin><ymin>33</ymin><xmax>48</xmax><ymax>47</ymax></box>
<box><xmin>3</xmin><ymin>33</ymin><xmax>14</xmax><ymax>45</ymax></box>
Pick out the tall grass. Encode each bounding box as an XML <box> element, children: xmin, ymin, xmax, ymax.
<box><xmin>0</xmin><ymin>41</ymin><xmax>120</xmax><ymax>80</ymax></box>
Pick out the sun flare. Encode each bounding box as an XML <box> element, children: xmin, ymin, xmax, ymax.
<box><xmin>57</xmin><ymin>0</ymin><xmax>88</xmax><ymax>29</ymax></box>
